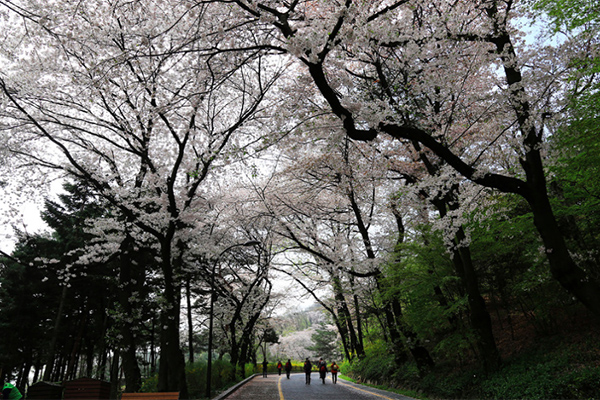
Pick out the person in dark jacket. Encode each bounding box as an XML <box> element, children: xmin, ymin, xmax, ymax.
<box><xmin>262</xmin><ymin>359</ymin><xmax>269</xmax><ymax>377</ymax></box>
<box><xmin>318</xmin><ymin>358</ymin><xmax>327</xmax><ymax>384</ymax></box>
<box><xmin>303</xmin><ymin>358</ymin><xmax>312</xmax><ymax>384</ymax></box>
<box><xmin>277</xmin><ymin>360</ymin><xmax>283</xmax><ymax>376</ymax></box>
<box><xmin>284</xmin><ymin>359</ymin><xmax>292</xmax><ymax>379</ymax></box>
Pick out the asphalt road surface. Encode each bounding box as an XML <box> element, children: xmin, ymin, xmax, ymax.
<box><xmin>222</xmin><ymin>372</ymin><xmax>415</xmax><ymax>400</ymax></box>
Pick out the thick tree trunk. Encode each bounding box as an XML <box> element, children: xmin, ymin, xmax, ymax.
<box><xmin>96</xmin><ymin>312</ymin><xmax>110</xmax><ymax>380</ymax></box>
<box><xmin>237</xmin><ymin>336</ymin><xmax>248</xmax><ymax>379</ymax></box>
<box><xmin>454</xmin><ymin>239</ymin><xmax>501</xmax><ymax>373</ymax></box>
<box><xmin>32</xmin><ymin>356</ymin><xmax>41</xmax><ymax>383</ymax></box>
<box><xmin>332</xmin><ymin>314</ymin><xmax>353</xmax><ymax>361</ymax></box>
<box><xmin>238</xmin><ymin>309</ymin><xmax>263</xmax><ymax>378</ymax></box>
<box><xmin>230</xmin><ymin>328</ymin><xmax>240</xmax><ymax>372</ymax></box>
<box><xmin>526</xmin><ymin>179</ymin><xmax>600</xmax><ymax>315</ymax></box>
<box><xmin>486</xmin><ymin>9</ymin><xmax>600</xmax><ymax>316</ymax></box>
<box><xmin>109</xmin><ymin>350</ymin><xmax>120</xmax><ymax>400</ymax></box>
<box><xmin>158</xmin><ymin>311</ymin><xmax>187</xmax><ymax>397</ymax></box>
<box><xmin>352</xmin><ymin>291</ymin><xmax>364</xmax><ymax>352</ymax></box>
<box><xmin>186</xmin><ymin>279</ymin><xmax>194</xmax><ymax>364</ymax></box>
<box><xmin>85</xmin><ymin>337</ymin><xmax>94</xmax><ymax>378</ymax></box>
<box><xmin>150</xmin><ymin>316</ymin><xmax>157</xmax><ymax>375</ymax></box>
<box><xmin>17</xmin><ymin>354</ymin><xmax>32</xmax><ymax>389</ymax></box>
<box><xmin>332</xmin><ymin>272</ymin><xmax>364</xmax><ymax>357</ymax></box>
<box><xmin>391</xmin><ymin>297</ymin><xmax>434</xmax><ymax>375</ymax></box>
<box><xmin>43</xmin><ymin>285</ymin><xmax>68</xmax><ymax>381</ymax></box>
<box><xmin>118</xmin><ymin>236</ymin><xmax>143</xmax><ymax>392</ymax></box>
<box><xmin>387</xmin><ymin>207</ymin><xmax>434</xmax><ymax>373</ymax></box>
<box><xmin>65</xmin><ymin>308</ymin><xmax>88</xmax><ymax>380</ymax></box>
<box><xmin>432</xmin><ymin>196</ymin><xmax>500</xmax><ymax>373</ymax></box>
<box><xmin>157</xmin><ymin>242</ymin><xmax>188</xmax><ymax>398</ymax></box>
<box><xmin>121</xmin><ymin>336</ymin><xmax>142</xmax><ymax>392</ymax></box>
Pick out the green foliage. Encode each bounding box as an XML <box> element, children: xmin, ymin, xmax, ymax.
<box><xmin>532</xmin><ymin>0</ymin><xmax>600</xmax><ymax>273</ymax></box>
<box><xmin>263</xmin><ymin>327</ymin><xmax>280</xmax><ymax>344</ymax></box>
<box><xmin>244</xmin><ymin>361</ymin><xmax>277</xmax><ymax>376</ymax></box>
<box><xmin>384</xmin><ymin>228</ymin><xmax>458</xmax><ymax>337</ymax></box>
<box><xmin>383</xmin><ymin>227</ymin><xmax>479</xmax><ymax>363</ymax></box>
<box><xmin>141</xmin><ymin>360</ymin><xmax>237</xmax><ymax>399</ymax></box>
<box><xmin>420</xmin><ymin>367</ymin><xmax>481</xmax><ymax>399</ymax></box>
<box><xmin>548</xmin><ymin>125</ymin><xmax>600</xmax><ymax>267</ymax></box>
<box><xmin>431</xmin><ymin>328</ymin><xmax>476</xmax><ymax>362</ymax></box>
<box><xmin>245</xmin><ymin>363</ymin><xmax>257</xmax><ymax>377</ymax></box>
<box><xmin>306</xmin><ymin>322</ymin><xmax>340</xmax><ymax>361</ymax></box>
<box><xmin>479</xmin><ymin>342</ymin><xmax>600</xmax><ymax>399</ymax></box>
<box><xmin>534</xmin><ymin>0</ymin><xmax>600</xmax><ymax>259</ymax></box>
<box><xmin>0</xmin><ymin>260</ymin><xmax>52</xmax><ymax>372</ymax></box>
<box><xmin>469</xmin><ymin>194</ymin><xmax>577</xmax><ymax>334</ymax></box>
<box><xmin>340</xmin><ymin>344</ymin><xmax>427</xmax><ymax>398</ymax></box>
<box><xmin>417</xmin><ymin>336</ymin><xmax>600</xmax><ymax>399</ymax></box>
<box><xmin>139</xmin><ymin>375</ymin><xmax>158</xmax><ymax>393</ymax></box>
<box><xmin>0</xmin><ymin>181</ymin><xmax>120</xmax><ymax>380</ymax></box>
<box><xmin>340</xmin><ymin>340</ymin><xmax>396</xmax><ymax>384</ymax></box>
<box><xmin>533</xmin><ymin>0</ymin><xmax>600</xmax><ymax>31</ymax></box>
<box><xmin>277</xmin><ymin>307</ymin><xmax>323</xmax><ymax>335</ymax></box>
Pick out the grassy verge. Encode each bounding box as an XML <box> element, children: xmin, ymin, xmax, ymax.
<box><xmin>140</xmin><ymin>360</ymin><xmax>310</xmax><ymax>399</ymax></box>
<box><xmin>341</xmin><ymin>334</ymin><xmax>600</xmax><ymax>399</ymax></box>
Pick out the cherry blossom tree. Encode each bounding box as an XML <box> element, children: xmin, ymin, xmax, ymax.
<box><xmin>238</xmin><ymin>120</ymin><xmax>444</xmax><ymax>372</ymax></box>
<box><xmin>0</xmin><ymin>0</ymin><xmax>285</xmax><ymax>394</ymax></box>
<box><xmin>224</xmin><ymin>0</ymin><xmax>600</xmax><ymax>318</ymax></box>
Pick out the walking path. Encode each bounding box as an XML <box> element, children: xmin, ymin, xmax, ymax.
<box><xmin>215</xmin><ymin>373</ymin><xmax>416</xmax><ymax>400</ymax></box>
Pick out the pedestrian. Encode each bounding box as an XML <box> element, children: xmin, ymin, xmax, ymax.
<box><xmin>303</xmin><ymin>357</ymin><xmax>312</xmax><ymax>384</ymax></box>
<box><xmin>318</xmin><ymin>358</ymin><xmax>327</xmax><ymax>384</ymax></box>
<box><xmin>277</xmin><ymin>360</ymin><xmax>283</xmax><ymax>376</ymax></box>
<box><xmin>2</xmin><ymin>380</ymin><xmax>23</xmax><ymax>400</ymax></box>
<box><xmin>330</xmin><ymin>361</ymin><xmax>339</xmax><ymax>384</ymax></box>
<box><xmin>262</xmin><ymin>359</ymin><xmax>268</xmax><ymax>378</ymax></box>
<box><xmin>284</xmin><ymin>359</ymin><xmax>292</xmax><ymax>379</ymax></box>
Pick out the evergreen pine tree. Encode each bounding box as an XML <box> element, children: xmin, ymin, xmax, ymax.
<box><xmin>307</xmin><ymin>323</ymin><xmax>340</xmax><ymax>361</ymax></box>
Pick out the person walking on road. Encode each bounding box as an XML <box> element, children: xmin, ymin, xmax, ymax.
<box><xmin>277</xmin><ymin>360</ymin><xmax>283</xmax><ymax>376</ymax></box>
<box><xmin>330</xmin><ymin>361</ymin><xmax>339</xmax><ymax>384</ymax></box>
<box><xmin>318</xmin><ymin>358</ymin><xmax>327</xmax><ymax>384</ymax></box>
<box><xmin>262</xmin><ymin>359</ymin><xmax>268</xmax><ymax>378</ymax></box>
<box><xmin>284</xmin><ymin>359</ymin><xmax>292</xmax><ymax>379</ymax></box>
<box><xmin>303</xmin><ymin>358</ymin><xmax>312</xmax><ymax>384</ymax></box>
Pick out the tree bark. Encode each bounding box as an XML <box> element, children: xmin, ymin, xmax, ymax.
<box><xmin>286</xmin><ymin>2</ymin><xmax>600</xmax><ymax>318</ymax></box>
<box><xmin>455</xmin><ymin>235</ymin><xmax>501</xmax><ymax>373</ymax></box>
<box><xmin>65</xmin><ymin>307</ymin><xmax>88</xmax><ymax>381</ymax></box>
<box><xmin>526</xmin><ymin>180</ymin><xmax>600</xmax><ymax>314</ymax></box>
<box><xmin>332</xmin><ymin>271</ymin><xmax>364</xmax><ymax>358</ymax></box>
<box><xmin>434</xmin><ymin>198</ymin><xmax>501</xmax><ymax>373</ymax></box>
<box><xmin>186</xmin><ymin>279</ymin><xmax>194</xmax><ymax>364</ymax></box>
<box><xmin>157</xmin><ymin>238</ymin><xmax>188</xmax><ymax>398</ymax></box>
<box><xmin>118</xmin><ymin>235</ymin><xmax>143</xmax><ymax>392</ymax></box>
<box><xmin>109</xmin><ymin>350</ymin><xmax>120</xmax><ymax>400</ymax></box>
<box><xmin>43</xmin><ymin>285</ymin><xmax>68</xmax><ymax>381</ymax></box>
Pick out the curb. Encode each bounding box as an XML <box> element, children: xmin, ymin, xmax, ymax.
<box><xmin>212</xmin><ymin>373</ymin><xmax>259</xmax><ymax>400</ymax></box>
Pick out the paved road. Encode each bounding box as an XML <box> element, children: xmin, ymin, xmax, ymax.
<box><xmin>222</xmin><ymin>373</ymin><xmax>415</xmax><ymax>400</ymax></box>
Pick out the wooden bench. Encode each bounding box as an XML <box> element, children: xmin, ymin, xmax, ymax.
<box><xmin>121</xmin><ymin>392</ymin><xmax>179</xmax><ymax>400</ymax></box>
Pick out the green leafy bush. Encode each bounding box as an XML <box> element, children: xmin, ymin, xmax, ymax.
<box><xmin>341</xmin><ymin>335</ymin><xmax>600</xmax><ymax>399</ymax></box>
<box><xmin>340</xmin><ymin>341</ymin><xmax>396</xmax><ymax>384</ymax></box>
<box><xmin>140</xmin><ymin>359</ymin><xmax>238</xmax><ymax>399</ymax></box>
<box><xmin>478</xmin><ymin>342</ymin><xmax>600</xmax><ymax>399</ymax></box>
<box><xmin>420</xmin><ymin>367</ymin><xmax>481</xmax><ymax>399</ymax></box>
